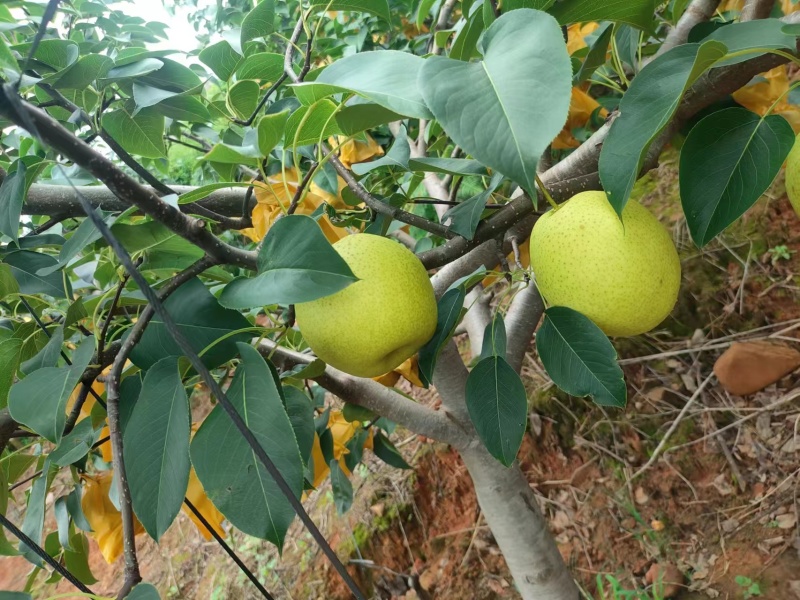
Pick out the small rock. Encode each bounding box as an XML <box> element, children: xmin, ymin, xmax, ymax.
<box><xmin>789</xmin><ymin>580</ymin><xmax>800</xmax><ymax>599</ymax></box>
<box><xmin>712</xmin><ymin>473</ymin><xmax>734</xmax><ymax>496</ymax></box>
<box><xmin>713</xmin><ymin>341</ymin><xmax>800</xmax><ymax>396</ymax></box>
<box><xmin>781</xmin><ymin>437</ymin><xmax>799</xmax><ymax>454</ymax></box>
<box><xmin>721</xmin><ymin>518</ymin><xmax>739</xmax><ymax>533</ymax></box>
<box><xmin>645</xmin><ymin>562</ymin><xmax>684</xmax><ymax>598</ymax></box>
<box><xmin>776</xmin><ymin>513</ymin><xmax>798</xmax><ymax>530</ymax></box>
<box><xmin>418</xmin><ymin>569</ymin><xmax>439</xmax><ymax>591</ymax></box>
<box><xmin>634</xmin><ymin>487</ymin><xmax>650</xmax><ymax>505</ymax></box>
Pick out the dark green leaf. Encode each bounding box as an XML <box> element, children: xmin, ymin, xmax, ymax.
<box><xmin>139</xmin><ymin>58</ymin><xmax>202</xmax><ymax>93</ymax></box>
<box><xmin>4</xmin><ymin>251</ymin><xmax>70</xmax><ymax>298</ymax></box>
<box><xmin>0</xmin><ymin>338</ymin><xmax>21</xmax><ymax>409</ymax></box>
<box><xmin>64</xmin><ymin>298</ymin><xmax>88</xmax><ymax>328</ymax></box>
<box><xmin>442</xmin><ymin>186</ymin><xmax>494</xmax><ymax>240</ymax></box>
<box><xmin>344</xmin><ymin>428</ymin><xmax>368</xmax><ymax>473</ymax></box>
<box><xmin>575</xmin><ymin>23</ymin><xmax>613</xmax><ymax>84</ymax></box>
<box><xmin>257</xmin><ymin>110</ymin><xmax>289</xmax><ymax>156</ymax></box>
<box><xmin>408</xmin><ymin>157</ymin><xmax>488</xmax><ymax>176</ymax></box>
<box><xmin>550</xmin><ymin>0</ymin><xmax>656</xmax><ymax>31</ymax></box>
<box><xmin>199</xmin><ymin>40</ymin><xmax>241</xmax><ymax>81</ymax></box>
<box><xmin>20</xmin><ymin>325</ymin><xmax>62</xmax><ymax>374</ymax></box>
<box><xmin>54</xmin><ymin>495</ymin><xmax>72</xmax><ymax>550</ymax></box>
<box><xmin>536</xmin><ymin>306</ymin><xmax>626</xmax><ymax>407</ymax></box>
<box><xmin>329</xmin><ymin>460</ymin><xmax>353</xmax><ymax>514</ymax></box>
<box><xmin>309</xmin><ymin>0</ymin><xmax>391</xmax><ymax>22</ymax></box>
<box><xmin>119</xmin><ymin>373</ymin><xmax>143</xmax><ymax>433</ymax></box>
<box><xmin>342</xmin><ymin>403</ymin><xmax>376</xmax><ymax>422</ymax></box>
<box><xmin>8</xmin><ymin>338</ymin><xmax>94</xmax><ymax>443</ymax></box>
<box><xmin>102</xmin><ymin>109</ymin><xmax>167</xmax><ymax>159</ymax></box>
<box><xmin>681</xmin><ymin>108</ymin><xmax>794</xmax><ymax>246</ymax></box>
<box><xmin>0</xmin><ymin>592</ymin><xmax>31</xmax><ymax>599</ymax></box>
<box><xmin>336</xmin><ymin>102</ymin><xmax>404</xmax><ymax>137</ymax></box>
<box><xmin>19</xmin><ymin>462</ymin><xmax>52</xmax><ymax>566</ymax></box>
<box><xmin>241</xmin><ymin>0</ymin><xmax>276</xmax><ymax>47</ymax></box>
<box><xmin>125</xmin><ymin>583</ymin><xmax>161</xmax><ymax>600</ymax></box>
<box><xmin>63</xmin><ymin>532</ymin><xmax>97</xmax><ymax>585</ymax></box>
<box><xmin>219</xmin><ymin>216</ymin><xmax>357</xmax><ymax>309</ymax></box>
<box><xmin>191</xmin><ymin>343</ymin><xmax>303</xmax><ymax>547</ymax></box>
<box><xmin>418</xmin><ymin>286</ymin><xmax>465</xmax><ymax>387</ymax></box>
<box><xmin>129</xmin><ymin>278</ymin><xmax>251</xmax><ymax>370</ymax></box>
<box><xmin>599</xmin><ymin>41</ymin><xmax>727</xmax><ymax>214</ymax></box>
<box><xmin>372</xmin><ymin>431</ymin><xmax>411</xmax><ymax>469</ymax></box>
<box><xmin>450</xmin><ymin>0</ymin><xmax>485</xmax><ymax>61</ymax></box>
<box><xmin>465</xmin><ymin>356</ymin><xmax>527</xmax><ymax>466</ymax></box>
<box><xmin>420</xmin><ymin>9</ymin><xmax>571</xmax><ymax>195</ymax></box>
<box><xmin>50</xmin><ymin>418</ymin><xmax>98</xmax><ymax>466</ymax></box>
<box><xmin>48</xmin><ymin>54</ymin><xmax>112</xmax><ymax>89</ymax></box>
<box><xmin>66</xmin><ymin>484</ymin><xmax>92</xmax><ymax>532</ymax></box>
<box><xmin>701</xmin><ymin>19</ymin><xmax>796</xmax><ymax>67</ymax></box>
<box><xmin>227</xmin><ymin>79</ymin><xmax>260</xmax><ymax>121</ymax></box>
<box><xmin>0</xmin><ymin>263</ymin><xmax>18</xmax><ymax>299</ymax></box>
<box><xmin>125</xmin><ymin>357</ymin><xmax>190</xmax><ymax>541</ymax></box>
<box><xmin>479</xmin><ymin>314</ymin><xmax>507</xmax><ymax>361</ymax></box>
<box><xmin>283</xmin><ymin>386</ymin><xmax>315</xmax><ymax>465</ymax></box>
<box><xmin>152</xmin><ymin>96</ymin><xmax>211</xmax><ymax>123</ymax></box>
<box><xmin>0</xmin><ymin>161</ymin><xmax>25</xmax><ymax>244</ymax></box>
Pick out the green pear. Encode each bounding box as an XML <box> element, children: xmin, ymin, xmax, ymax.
<box><xmin>295</xmin><ymin>233</ymin><xmax>437</xmax><ymax>378</ymax></box>
<box><xmin>786</xmin><ymin>133</ymin><xmax>800</xmax><ymax>215</ymax></box>
<box><xmin>530</xmin><ymin>190</ymin><xmax>681</xmax><ymax>337</ymax></box>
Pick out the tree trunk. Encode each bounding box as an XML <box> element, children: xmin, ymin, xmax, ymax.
<box><xmin>460</xmin><ymin>443</ymin><xmax>580</xmax><ymax>600</ymax></box>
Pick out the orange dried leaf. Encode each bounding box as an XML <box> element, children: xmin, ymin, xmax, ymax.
<box><xmin>732</xmin><ymin>65</ymin><xmax>800</xmax><ymax>133</ymax></box>
<box><xmin>552</xmin><ymin>87</ymin><xmax>608</xmax><ymax>150</ymax></box>
<box><xmin>567</xmin><ymin>22</ymin><xmax>599</xmax><ymax>55</ymax></box>
<box><xmin>81</xmin><ymin>472</ymin><xmax>145</xmax><ymax>564</ymax></box>
<box><xmin>181</xmin><ymin>468</ymin><xmax>225</xmax><ymax>541</ymax></box>
<box><xmin>329</xmin><ymin>134</ymin><xmax>384</xmax><ymax>169</ymax></box>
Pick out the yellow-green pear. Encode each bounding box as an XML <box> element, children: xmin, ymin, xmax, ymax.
<box><xmin>295</xmin><ymin>233</ymin><xmax>437</xmax><ymax>378</ymax></box>
<box><xmin>530</xmin><ymin>190</ymin><xmax>681</xmax><ymax>337</ymax></box>
<box><xmin>785</xmin><ymin>133</ymin><xmax>800</xmax><ymax>215</ymax></box>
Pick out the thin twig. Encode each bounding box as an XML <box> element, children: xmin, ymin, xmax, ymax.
<box><xmin>628</xmin><ymin>373</ymin><xmax>716</xmax><ymax>483</ymax></box>
<box><xmin>286</xmin><ymin>162</ymin><xmax>319</xmax><ymax>215</ymax></box>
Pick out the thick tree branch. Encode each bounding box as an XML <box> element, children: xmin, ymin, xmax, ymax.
<box><xmin>653</xmin><ymin>0</ymin><xmax>721</xmax><ymax>60</ymax></box>
<box><xmin>463</xmin><ymin>287</ymin><xmax>491</xmax><ymax>360</ymax></box>
<box><xmin>504</xmin><ymin>282</ymin><xmax>545</xmax><ymax>374</ymax></box>
<box><xmin>0</xmin><ymin>85</ymin><xmax>257</xmax><ymax>270</ymax></box>
<box><xmin>259</xmin><ymin>341</ymin><xmax>462</xmax><ymax>446</ymax></box>
<box><xmin>741</xmin><ymin>0</ymin><xmax>776</xmax><ymax>21</ymax></box>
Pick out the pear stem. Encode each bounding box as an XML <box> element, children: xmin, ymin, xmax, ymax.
<box><xmin>535</xmin><ymin>174</ymin><xmax>559</xmax><ymax>211</ymax></box>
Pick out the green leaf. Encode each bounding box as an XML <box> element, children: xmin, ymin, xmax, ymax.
<box><xmin>342</xmin><ymin>403</ymin><xmax>375</xmax><ymax>422</ymax></box>
<box><xmin>450</xmin><ymin>1</ymin><xmax>485</xmax><ymax>61</ymax></box>
<box><xmin>65</xmin><ymin>298</ymin><xmax>88</xmax><ymax>328</ymax></box>
<box><xmin>152</xmin><ymin>96</ymin><xmax>211</xmax><ymax>123</ymax></box>
<box><xmin>352</xmin><ymin>129</ymin><xmax>410</xmax><ymax>175</ymax></box>
<box><xmin>177</xmin><ymin>181</ymin><xmax>254</xmax><ymax>205</ymax></box>
<box><xmin>219</xmin><ymin>216</ymin><xmax>357</xmax><ymax>309</ymax></box>
<box><xmin>28</xmin><ymin>39</ymin><xmax>79</xmax><ymax>70</ymax></box>
<box><xmin>504</xmin><ymin>0</ymin><xmax>554</xmax><ymax>8</ymax></box>
<box><xmin>701</xmin><ymin>19</ymin><xmax>797</xmax><ymax>67</ymax></box>
<box><xmin>8</xmin><ymin>338</ymin><xmax>95</xmax><ymax>443</ymax></box>
<box><xmin>680</xmin><ymin>108</ymin><xmax>794</xmax><ymax>247</ymax></box>
<box><xmin>408</xmin><ymin>157</ymin><xmax>488</xmax><ymax>176</ymax></box>
<box><xmin>329</xmin><ymin>459</ymin><xmax>353</xmax><ymax>514</ymax></box>
<box><xmin>284</xmin><ymin>99</ymin><xmax>343</xmax><ymax>148</ymax></box>
<box><xmin>418</xmin><ymin>286</ymin><xmax>465</xmax><ymax>387</ymax></box>
<box><xmin>124</xmin><ymin>357</ymin><xmax>190</xmax><ymax>541</ymax></box>
<box><xmin>105</xmin><ymin>58</ymin><xmax>164</xmax><ymax>81</ymax></box>
<box><xmin>465</xmin><ymin>356</ymin><xmax>527</xmax><ymax>466</ymax></box>
<box><xmin>54</xmin><ymin>494</ymin><xmax>72</xmax><ymax>550</ymax></box>
<box><xmin>49</xmin><ymin>418</ymin><xmax>98</xmax><ymax>467</ymax></box>
<box><xmin>199</xmin><ymin>40</ymin><xmax>241</xmax><ymax>81</ymax></box>
<box><xmin>372</xmin><ymin>431</ymin><xmax>411</xmax><ymax>469</ymax></box>
<box><xmin>0</xmin><ymin>37</ymin><xmax>19</xmax><ymax>73</ymax></box>
<box><xmin>102</xmin><ymin>109</ymin><xmax>167</xmax><ymax>159</ymax></box>
<box><xmin>257</xmin><ymin>110</ymin><xmax>290</xmax><ymax>156</ymax></box>
<box><xmin>283</xmin><ymin>386</ymin><xmax>315</xmax><ymax>464</ymax></box>
<box><xmin>66</xmin><ymin>484</ymin><xmax>92</xmax><ymax>532</ymax></box>
<box><xmin>191</xmin><ymin>343</ymin><xmax>303</xmax><ymax>547</ymax></box>
<box><xmin>139</xmin><ymin>58</ymin><xmax>202</xmax><ymax>93</ymax></box>
<box><xmin>241</xmin><ymin>0</ymin><xmax>276</xmax><ymax>47</ymax></box>
<box><xmin>0</xmin><ymin>161</ymin><xmax>26</xmax><ymax>245</ymax></box>
<box><xmin>132</xmin><ymin>83</ymin><xmax>179</xmax><ymax>111</ymax></box>
<box><xmin>536</xmin><ymin>306</ymin><xmax>626</xmax><ymax>407</ymax></box>
<box><xmin>201</xmin><ymin>143</ymin><xmax>260</xmax><ymax>165</ymax></box>
<box><xmin>0</xmin><ymin>594</ymin><xmax>31</xmax><ymax>599</ymax></box>
<box><xmin>309</xmin><ymin>50</ymin><xmax>433</xmax><ymax>119</ymax></box>
<box><xmin>420</xmin><ymin>9</ymin><xmax>571</xmax><ymax>195</ymax></box>
<box><xmin>0</xmin><ymin>338</ymin><xmax>21</xmax><ymax>409</ymax></box>
<box><xmin>4</xmin><ymin>251</ymin><xmax>70</xmax><ymax>298</ymax></box>
<box><xmin>335</xmin><ymin>102</ymin><xmax>404</xmax><ymax>137</ymax></box>
<box><xmin>344</xmin><ymin>428</ymin><xmax>368</xmax><ymax>473</ymax></box>
<box><xmin>227</xmin><ymin>79</ymin><xmax>260</xmax><ymax>121</ymax></box>
<box><xmin>125</xmin><ymin>583</ymin><xmax>161</xmax><ymax>600</ymax></box>
<box><xmin>0</xmin><ymin>467</ymin><xmax>18</xmax><ymax>556</ymax></box>
<box><xmin>20</xmin><ymin>325</ymin><xmax>63</xmax><ymax>374</ymax></box>
<box><xmin>599</xmin><ymin>41</ymin><xmax>728</xmax><ymax>214</ymax></box>
<box><xmin>129</xmin><ymin>277</ymin><xmax>251</xmax><ymax>370</ymax></box>
<box><xmin>479</xmin><ymin>314</ymin><xmax>507</xmax><ymax>361</ymax></box>
<box><xmin>236</xmin><ymin>52</ymin><xmax>284</xmax><ymax>82</ymax></box>
<box><xmin>18</xmin><ymin>461</ymin><xmax>53</xmax><ymax>566</ymax></box>
<box><xmin>442</xmin><ymin>189</ymin><xmax>490</xmax><ymax>240</ymax></box>
<box><xmin>63</xmin><ymin>532</ymin><xmax>97</xmax><ymax>585</ymax></box>
<box><xmin>549</xmin><ymin>0</ymin><xmax>656</xmax><ymax>31</ymax></box>
<box><xmin>0</xmin><ymin>263</ymin><xmax>19</xmax><ymax>300</ymax></box>
<box><xmin>37</xmin><ymin>209</ymin><xmax>110</xmax><ymax>276</ymax></box>
<box><xmin>48</xmin><ymin>54</ymin><xmax>112</xmax><ymax>89</ymax></box>
<box><xmin>309</xmin><ymin>0</ymin><xmax>391</xmax><ymax>22</ymax></box>
<box><xmin>575</xmin><ymin>22</ymin><xmax>613</xmax><ymax>84</ymax></box>
<box><xmin>416</xmin><ymin>0</ymin><xmax>437</xmax><ymax>27</ymax></box>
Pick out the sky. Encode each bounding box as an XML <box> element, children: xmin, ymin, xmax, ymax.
<box><xmin>109</xmin><ymin>0</ymin><xmax>207</xmax><ymax>55</ymax></box>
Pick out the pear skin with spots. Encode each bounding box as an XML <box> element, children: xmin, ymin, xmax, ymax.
<box><xmin>786</xmin><ymin>134</ymin><xmax>800</xmax><ymax>216</ymax></box>
<box><xmin>296</xmin><ymin>234</ymin><xmax>437</xmax><ymax>377</ymax></box>
<box><xmin>530</xmin><ymin>191</ymin><xmax>681</xmax><ymax>337</ymax></box>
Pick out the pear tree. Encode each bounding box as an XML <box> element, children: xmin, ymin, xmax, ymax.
<box><xmin>0</xmin><ymin>1</ymin><xmax>798</xmax><ymax>599</ymax></box>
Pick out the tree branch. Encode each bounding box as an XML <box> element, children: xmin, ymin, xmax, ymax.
<box><xmin>258</xmin><ymin>341</ymin><xmax>463</xmax><ymax>446</ymax></box>
<box><xmin>462</xmin><ymin>287</ymin><xmax>491</xmax><ymax>360</ymax></box>
<box><xmin>652</xmin><ymin>0</ymin><xmax>722</xmax><ymax>60</ymax></box>
<box><xmin>0</xmin><ymin>85</ymin><xmax>257</xmax><ymax>270</ymax></box>
<box><xmin>741</xmin><ymin>0</ymin><xmax>776</xmax><ymax>21</ymax></box>
<box><xmin>504</xmin><ymin>282</ymin><xmax>545</xmax><ymax>374</ymax></box>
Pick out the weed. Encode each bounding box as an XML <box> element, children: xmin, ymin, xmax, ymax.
<box><xmin>735</xmin><ymin>575</ymin><xmax>762</xmax><ymax>599</ymax></box>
